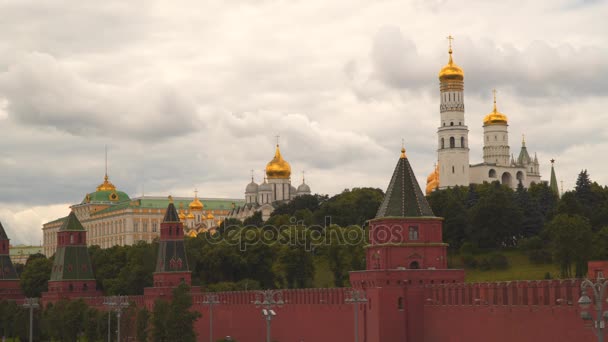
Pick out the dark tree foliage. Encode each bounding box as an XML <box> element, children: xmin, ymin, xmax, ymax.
<box><xmin>243</xmin><ymin>211</ymin><xmax>264</xmax><ymax>227</ymax></box>
<box><xmin>312</xmin><ymin>188</ymin><xmax>384</xmax><ymax>227</ymax></box>
<box><xmin>151</xmin><ymin>284</ymin><xmax>201</xmax><ymax>342</ymax></box>
<box><xmin>515</xmin><ymin>181</ymin><xmax>545</xmax><ymax>237</ymax></box>
<box><xmin>270</xmin><ymin>194</ymin><xmax>327</xmax><ymax>217</ymax></box>
<box><xmin>20</xmin><ymin>256</ymin><xmax>52</xmax><ymax>297</ymax></box>
<box><xmin>528</xmin><ymin>182</ymin><xmax>558</xmax><ymax>220</ymax></box>
<box><xmin>136</xmin><ymin>307</ymin><xmax>151</xmax><ymax>342</ymax></box>
<box><xmin>544</xmin><ymin>214</ymin><xmax>593</xmax><ymax>278</ymax></box>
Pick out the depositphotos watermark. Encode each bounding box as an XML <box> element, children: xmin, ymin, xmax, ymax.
<box><xmin>202</xmin><ymin>216</ymin><xmax>369</xmax><ymax>251</ymax></box>
<box><xmin>200</xmin><ymin>216</ymin><xmax>415</xmax><ymax>251</ymax></box>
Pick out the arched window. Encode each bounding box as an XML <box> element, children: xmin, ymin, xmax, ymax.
<box><xmin>409</xmin><ymin>261</ymin><xmax>420</xmax><ymax>269</ymax></box>
<box><xmin>461</xmin><ymin>137</ymin><xmax>465</xmax><ymax>148</ymax></box>
<box><xmin>450</xmin><ymin>137</ymin><xmax>455</xmax><ymax>148</ymax></box>
<box><xmin>489</xmin><ymin>169</ymin><xmax>497</xmax><ymax>178</ymax></box>
<box><xmin>450</xmin><ymin>122</ymin><xmax>454</xmax><ymax>126</ymax></box>
<box><xmin>441</xmin><ymin>138</ymin><xmax>445</xmax><ymax>149</ymax></box>
<box><xmin>397</xmin><ymin>297</ymin><xmax>404</xmax><ymax>310</ymax></box>
<box><xmin>452</xmin><ymin>166</ymin><xmax>455</xmax><ymax>174</ymax></box>
<box><xmin>83</xmin><ymin>283</ymin><xmax>88</xmax><ymax>292</ymax></box>
<box><xmin>70</xmin><ymin>234</ymin><xmax>74</xmax><ymax>244</ymax></box>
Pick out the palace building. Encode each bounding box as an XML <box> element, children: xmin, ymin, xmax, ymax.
<box><xmin>42</xmin><ymin>172</ymin><xmax>243</xmax><ymax>256</ymax></box>
<box><xmin>229</xmin><ymin>143</ymin><xmax>311</xmax><ymax>221</ymax></box>
<box><xmin>427</xmin><ymin>38</ymin><xmax>542</xmax><ymax>194</ymax></box>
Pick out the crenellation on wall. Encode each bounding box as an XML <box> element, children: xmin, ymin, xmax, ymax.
<box><xmin>424</xmin><ymin>279</ymin><xmax>582</xmax><ymax>307</ymax></box>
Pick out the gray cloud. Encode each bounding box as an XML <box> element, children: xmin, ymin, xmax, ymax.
<box><xmin>0</xmin><ymin>53</ymin><xmax>201</xmax><ymax>140</ymax></box>
<box><xmin>366</xmin><ymin>27</ymin><xmax>608</xmax><ymax>98</ymax></box>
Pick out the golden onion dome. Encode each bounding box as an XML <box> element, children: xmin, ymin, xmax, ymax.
<box><xmin>186</xmin><ymin>211</ymin><xmax>195</xmax><ymax>220</ymax></box>
<box><xmin>187</xmin><ymin>230</ymin><xmax>198</xmax><ymax>238</ymax></box>
<box><xmin>207</xmin><ymin>212</ymin><xmax>214</xmax><ymax>219</ymax></box>
<box><xmin>189</xmin><ymin>191</ymin><xmax>204</xmax><ymax>211</ymax></box>
<box><xmin>178</xmin><ymin>203</ymin><xmax>186</xmax><ymax>221</ymax></box>
<box><xmin>266</xmin><ymin>144</ymin><xmax>291</xmax><ymax>179</ymax></box>
<box><xmin>425</xmin><ymin>164</ymin><xmax>440</xmax><ymax>196</ymax></box>
<box><xmin>483</xmin><ymin>90</ymin><xmax>508</xmax><ymax>125</ymax></box>
<box><xmin>96</xmin><ymin>174</ymin><xmax>117</xmax><ymax>191</ymax></box>
<box><xmin>438</xmin><ymin>49</ymin><xmax>464</xmax><ymax>82</ymax></box>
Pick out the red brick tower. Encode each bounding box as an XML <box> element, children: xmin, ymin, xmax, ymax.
<box><xmin>42</xmin><ymin>212</ymin><xmax>101</xmax><ymax>303</ymax></box>
<box><xmin>144</xmin><ymin>198</ymin><xmax>193</xmax><ymax>307</ymax></box>
<box><xmin>350</xmin><ymin>147</ymin><xmax>464</xmax><ymax>342</ymax></box>
<box><xmin>0</xmin><ymin>222</ymin><xmax>23</xmax><ymax>300</ymax></box>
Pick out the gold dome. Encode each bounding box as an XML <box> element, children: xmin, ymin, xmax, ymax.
<box><xmin>425</xmin><ymin>164</ymin><xmax>440</xmax><ymax>196</ymax></box>
<box><xmin>483</xmin><ymin>90</ymin><xmax>508</xmax><ymax>125</ymax></box>
<box><xmin>96</xmin><ymin>174</ymin><xmax>117</xmax><ymax>191</ymax></box>
<box><xmin>438</xmin><ymin>37</ymin><xmax>464</xmax><ymax>82</ymax></box>
<box><xmin>187</xmin><ymin>230</ymin><xmax>198</xmax><ymax>238</ymax></box>
<box><xmin>186</xmin><ymin>211</ymin><xmax>195</xmax><ymax>220</ymax></box>
<box><xmin>266</xmin><ymin>144</ymin><xmax>291</xmax><ymax>179</ymax></box>
<box><xmin>178</xmin><ymin>203</ymin><xmax>186</xmax><ymax>221</ymax></box>
<box><xmin>189</xmin><ymin>191</ymin><xmax>204</xmax><ymax>211</ymax></box>
<box><xmin>206</xmin><ymin>212</ymin><xmax>214</xmax><ymax>220</ymax></box>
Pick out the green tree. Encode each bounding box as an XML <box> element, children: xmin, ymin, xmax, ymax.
<box><xmin>312</xmin><ymin>188</ymin><xmax>384</xmax><ymax>227</ymax></box>
<box><xmin>20</xmin><ymin>256</ymin><xmax>52</xmax><ymax>297</ymax></box>
<box><xmin>166</xmin><ymin>284</ymin><xmax>201</xmax><ymax>342</ymax></box>
<box><xmin>151</xmin><ymin>299</ymin><xmax>170</xmax><ymax>342</ymax></box>
<box><xmin>136</xmin><ymin>307</ymin><xmax>151</xmax><ymax>342</ymax></box>
<box><xmin>544</xmin><ymin>214</ymin><xmax>593</xmax><ymax>278</ymax></box>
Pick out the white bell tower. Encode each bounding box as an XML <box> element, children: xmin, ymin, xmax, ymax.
<box><xmin>437</xmin><ymin>36</ymin><xmax>470</xmax><ymax>188</ymax></box>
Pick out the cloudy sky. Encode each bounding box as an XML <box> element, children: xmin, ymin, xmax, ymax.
<box><xmin>0</xmin><ymin>0</ymin><xmax>607</xmax><ymax>245</ymax></box>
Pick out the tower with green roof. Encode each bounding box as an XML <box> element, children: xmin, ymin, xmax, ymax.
<box><xmin>0</xmin><ymin>222</ymin><xmax>22</xmax><ymax>300</ymax></box>
<box><xmin>43</xmin><ymin>212</ymin><xmax>100</xmax><ymax>302</ymax></box>
<box><xmin>144</xmin><ymin>198</ymin><xmax>194</xmax><ymax>308</ymax></box>
<box><xmin>350</xmin><ymin>147</ymin><xmax>464</xmax><ymax>342</ymax></box>
<box><xmin>550</xmin><ymin>159</ymin><xmax>560</xmax><ymax>198</ymax></box>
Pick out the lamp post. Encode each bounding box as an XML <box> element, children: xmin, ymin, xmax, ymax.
<box><xmin>578</xmin><ymin>277</ymin><xmax>608</xmax><ymax>342</ymax></box>
<box><xmin>201</xmin><ymin>294</ymin><xmax>220</xmax><ymax>342</ymax></box>
<box><xmin>22</xmin><ymin>298</ymin><xmax>39</xmax><ymax>342</ymax></box>
<box><xmin>253</xmin><ymin>290</ymin><xmax>284</xmax><ymax>342</ymax></box>
<box><xmin>345</xmin><ymin>290</ymin><xmax>367</xmax><ymax>342</ymax></box>
<box><xmin>103</xmin><ymin>295</ymin><xmax>130</xmax><ymax>342</ymax></box>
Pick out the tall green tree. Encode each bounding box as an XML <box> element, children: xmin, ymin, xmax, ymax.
<box><xmin>165</xmin><ymin>284</ymin><xmax>201</xmax><ymax>342</ymax></box>
<box><xmin>544</xmin><ymin>214</ymin><xmax>593</xmax><ymax>278</ymax></box>
<box><xmin>136</xmin><ymin>307</ymin><xmax>151</xmax><ymax>342</ymax></box>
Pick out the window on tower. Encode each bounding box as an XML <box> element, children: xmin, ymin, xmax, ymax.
<box><xmin>408</xmin><ymin>226</ymin><xmax>419</xmax><ymax>240</ymax></box>
<box><xmin>450</xmin><ymin>122</ymin><xmax>454</xmax><ymax>126</ymax></box>
<box><xmin>461</xmin><ymin>137</ymin><xmax>465</xmax><ymax>148</ymax></box>
<box><xmin>441</xmin><ymin>138</ymin><xmax>445</xmax><ymax>149</ymax></box>
<box><xmin>450</xmin><ymin>137</ymin><xmax>455</xmax><ymax>148</ymax></box>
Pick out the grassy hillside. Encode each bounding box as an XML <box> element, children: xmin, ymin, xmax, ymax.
<box><xmin>449</xmin><ymin>250</ymin><xmax>561</xmax><ymax>283</ymax></box>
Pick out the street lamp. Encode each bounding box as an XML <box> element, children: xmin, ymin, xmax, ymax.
<box><xmin>345</xmin><ymin>290</ymin><xmax>367</xmax><ymax>342</ymax></box>
<box><xmin>253</xmin><ymin>290</ymin><xmax>284</xmax><ymax>342</ymax></box>
<box><xmin>103</xmin><ymin>295</ymin><xmax>130</xmax><ymax>342</ymax></box>
<box><xmin>200</xmin><ymin>294</ymin><xmax>220</xmax><ymax>342</ymax></box>
<box><xmin>578</xmin><ymin>277</ymin><xmax>608</xmax><ymax>342</ymax></box>
<box><xmin>22</xmin><ymin>298</ymin><xmax>40</xmax><ymax>342</ymax></box>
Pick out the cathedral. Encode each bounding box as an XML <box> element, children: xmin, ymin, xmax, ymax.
<box><xmin>426</xmin><ymin>38</ymin><xmax>542</xmax><ymax>195</ymax></box>
<box><xmin>229</xmin><ymin>143</ymin><xmax>311</xmax><ymax>221</ymax></box>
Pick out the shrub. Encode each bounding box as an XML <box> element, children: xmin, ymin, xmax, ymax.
<box><xmin>478</xmin><ymin>258</ymin><xmax>491</xmax><ymax>271</ymax></box>
<box><xmin>459</xmin><ymin>242</ymin><xmax>478</xmax><ymax>255</ymax></box>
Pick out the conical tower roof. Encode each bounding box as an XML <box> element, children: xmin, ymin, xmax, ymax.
<box><xmin>550</xmin><ymin>159</ymin><xmax>559</xmax><ymax>197</ymax></box>
<box><xmin>376</xmin><ymin>147</ymin><xmax>435</xmax><ymax>218</ymax></box>
<box><xmin>163</xmin><ymin>197</ymin><xmax>180</xmax><ymax>222</ymax></box>
<box><xmin>59</xmin><ymin>212</ymin><xmax>85</xmax><ymax>231</ymax></box>
<box><xmin>0</xmin><ymin>222</ymin><xmax>8</xmax><ymax>240</ymax></box>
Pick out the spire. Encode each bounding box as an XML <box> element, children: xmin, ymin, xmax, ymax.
<box><xmin>0</xmin><ymin>221</ymin><xmax>8</xmax><ymax>240</ymax></box>
<box><xmin>517</xmin><ymin>136</ymin><xmax>531</xmax><ymax>166</ymax></box>
<box><xmin>376</xmin><ymin>147</ymin><xmax>435</xmax><ymax>218</ymax></box>
<box><xmin>96</xmin><ymin>145</ymin><xmax>117</xmax><ymax>192</ymax></box>
<box><xmin>550</xmin><ymin>159</ymin><xmax>559</xmax><ymax>197</ymax></box>
<box><xmin>493</xmin><ymin>88</ymin><xmax>498</xmax><ymax>112</ymax></box>
<box><xmin>439</xmin><ymin>35</ymin><xmax>464</xmax><ymax>82</ymax></box>
<box><xmin>447</xmin><ymin>35</ymin><xmax>454</xmax><ymax>63</ymax></box>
